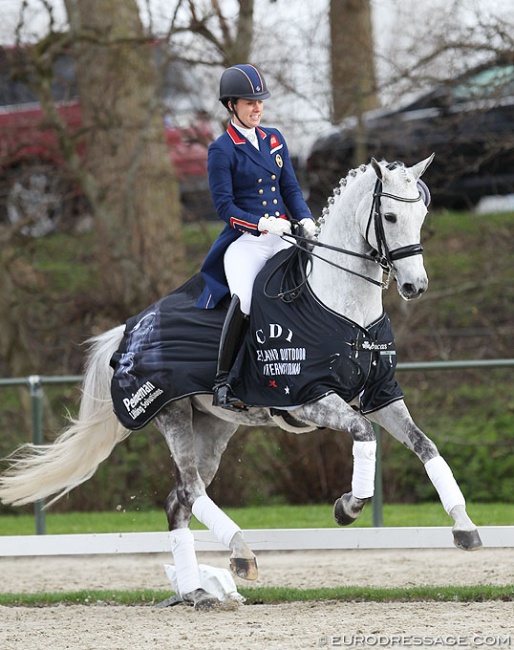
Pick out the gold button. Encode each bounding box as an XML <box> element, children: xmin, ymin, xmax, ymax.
<box><xmin>271</xmin><ymin>186</ymin><xmax>276</xmax><ymax>192</ymax></box>
<box><xmin>258</xmin><ymin>189</ymin><xmax>264</xmax><ymax>194</ymax></box>
<box><xmin>271</xmin><ymin>174</ymin><xmax>276</xmax><ymax>180</ymax></box>
<box><xmin>264</xmin><ymin>213</ymin><xmax>269</xmax><ymax>217</ymax></box>
<box><xmin>273</xmin><ymin>199</ymin><xmax>278</xmax><ymax>204</ymax></box>
<box><xmin>275</xmin><ymin>211</ymin><xmax>280</xmax><ymax>216</ymax></box>
<box><xmin>257</xmin><ymin>178</ymin><xmax>263</xmax><ymax>183</ymax></box>
<box><xmin>262</xmin><ymin>200</ymin><xmax>267</xmax><ymax>206</ymax></box>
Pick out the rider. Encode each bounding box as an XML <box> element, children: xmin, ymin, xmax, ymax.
<box><xmin>196</xmin><ymin>63</ymin><xmax>316</xmax><ymax>410</ymax></box>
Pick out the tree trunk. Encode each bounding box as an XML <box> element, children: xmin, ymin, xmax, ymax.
<box><xmin>64</xmin><ymin>0</ymin><xmax>185</xmax><ymax>312</ymax></box>
<box><xmin>330</xmin><ymin>0</ymin><xmax>378</xmax><ymax>154</ymax></box>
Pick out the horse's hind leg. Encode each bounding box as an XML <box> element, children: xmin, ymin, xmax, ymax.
<box><xmin>155</xmin><ymin>402</ymin><xmax>218</xmax><ymax>609</ymax></box>
<box><xmin>191</xmin><ymin>407</ymin><xmax>258</xmax><ymax>580</ymax></box>
<box><xmin>156</xmin><ymin>401</ymin><xmax>256</xmax><ymax>609</ymax></box>
<box><xmin>370</xmin><ymin>400</ymin><xmax>483</xmax><ymax>551</ymax></box>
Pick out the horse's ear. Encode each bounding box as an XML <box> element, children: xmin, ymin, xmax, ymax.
<box><xmin>410</xmin><ymin>153</ymin><xmax>435</xmax><ymax>180</ymax></box>
<box><xmin>371</xmin><ymin>158</ymin><xmax>384</xmax><ymax>180</ymax></box>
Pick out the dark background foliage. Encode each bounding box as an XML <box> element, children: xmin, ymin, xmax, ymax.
<box><xmin>0</xmin><ymin>210</ymin><xmax>512</xmax><ymax>514</ymax></box>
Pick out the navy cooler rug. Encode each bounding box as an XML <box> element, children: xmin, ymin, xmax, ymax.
<box><xmin>110</xmin><ymin>274</ymin><xmax>226</xmax><ymax>429</ymax></box>
<box><xmin>227</xmin><ymin>248</ymin><xmax>404</xmax><ymax>412</ymax></box>
<box><xmin>110</xmin><ymin>248</ymin><xmax>404</xmax><ymax>430</ymax></box>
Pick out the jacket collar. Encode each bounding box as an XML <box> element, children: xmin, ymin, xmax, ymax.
<box><xmin>227</xmin><ymin>123</ymin><xmax>267</xmax><ymax>145</ymax></box>
<box><xmin>226</xmin><ymin>123</ymin><xmax>276</xmax><ymax>174</ymax></box>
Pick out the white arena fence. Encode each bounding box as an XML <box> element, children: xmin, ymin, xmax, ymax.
<box><xmin>0</xmin><ymin>359</ymin><xmax>513</xmax><ymax>555</ymax></box>
<box><xmin>0</xmin><ymin>526</ymin><xmax>513</xmax><ymax>557</ymax></box>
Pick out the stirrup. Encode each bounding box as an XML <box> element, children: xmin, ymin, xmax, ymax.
<box><xmin>212</xmin><ymin>384</ymin><xmax>248</xmax><ymax>412</ymax></box>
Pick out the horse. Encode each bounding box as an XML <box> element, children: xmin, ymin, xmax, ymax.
<box><xmin>0</xmin><ymin>155</ymin><xmax>482</xmax><ymax>609</ymax></box>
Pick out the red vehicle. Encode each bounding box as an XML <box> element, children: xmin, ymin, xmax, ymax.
<box><xmin>0</xmin><ymin>46</ymin><xmax>213</xmax><ymax>236</ymax></box>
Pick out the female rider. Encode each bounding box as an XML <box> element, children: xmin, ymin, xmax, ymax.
<box><xmin>196</xmin><ymin>63</ymin><xmax>316</xmax><ymax>410</ymax></box>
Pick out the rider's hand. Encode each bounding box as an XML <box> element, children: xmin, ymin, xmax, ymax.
<box><xmin>258</xmin><ymin>216</ymin><xmax>292</xmax><ymax>236</ymax></box>
<box><xmin>299</xmin><ymin>218</ymin><xmax>317</xmax><ymax>239</ymax></box>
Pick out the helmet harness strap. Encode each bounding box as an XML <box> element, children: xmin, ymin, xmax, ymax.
<box><xmin>228</xmin><ymin>99</ymin><xmax>253</xmax><ymax>130</ymax></box>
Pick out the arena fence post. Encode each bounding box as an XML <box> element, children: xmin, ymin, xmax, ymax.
<box><xmin>28</xmin><ymin>375</ymin><xmax>46</xmax><ymax>535</ymax></box>
<box><xmin>372</xmin><ymin>423</ymin><xmax>383</xmax><ymax>527</ymax></box>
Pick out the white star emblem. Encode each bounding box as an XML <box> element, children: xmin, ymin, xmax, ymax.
<box><xmin>284</xmin><ymin>386</ymin><xmax>290</xmax><ymax>394</ymax></box>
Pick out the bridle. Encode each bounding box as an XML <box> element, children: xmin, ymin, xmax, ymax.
<box><xmin>365</xmin><ymin>177</ymin><xmax>424</xmax><ymax>274</ymax></box>
<box><xmin>267</xmin><ymin>175</ymin><xmax>425</xmax><ymax>302</ymax></box>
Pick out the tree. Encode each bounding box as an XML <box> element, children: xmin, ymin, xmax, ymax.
<box><xmin>184</xmin><ymin>0</ymin><xmax>255</xmax><ymax>65</ymax></box>
<box><xmin>330</xmin><ymin>0</ymin><xmax>378</xmax><ymax>165</ymax></box>
<box><xmin>64</xmin><ymin>0</ymin><xmax>185</xmax><ymax>311</ymax></box>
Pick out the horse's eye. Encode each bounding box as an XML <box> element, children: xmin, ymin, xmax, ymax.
<box><xmin>384</xmin><ymin>213</ymin><xmax>397</xmax><ymax>223</ymax></box>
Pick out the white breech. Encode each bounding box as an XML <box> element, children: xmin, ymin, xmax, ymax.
<box><xmin>224</xmin><ymin>232</ymin><xmax>292</xmax><ymax>314</ymax></box>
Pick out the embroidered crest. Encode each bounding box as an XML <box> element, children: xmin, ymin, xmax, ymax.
<box><xmin>275</xmin><ymin>153</ymin><xmax>283</xmax><ymax>168</ymax></box>
<box><xmin>270</xmin><ymin>134</ymin><xmax>279</xmax><ymax>148</ymax></box>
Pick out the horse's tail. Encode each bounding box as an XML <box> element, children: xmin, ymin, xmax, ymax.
<box><xmin>0</xmin><ymin>325</ymin><xmax>130</xmax><ymax>507</ymax></box>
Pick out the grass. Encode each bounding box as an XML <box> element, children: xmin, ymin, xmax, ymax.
<box><xmin>1</xmin><ymin>502</ymin><xmax>512</xmax><ymax>536</ymax></box>
<box><xmin>0</xmin><ymin>585</ymin><xmax>512</xmax><ymax>607</ymax></box>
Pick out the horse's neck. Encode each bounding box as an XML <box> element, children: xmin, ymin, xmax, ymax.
<box><xmin>308</xmin><ymin>177</ymin><xmax>384</xmax><ymax>328</ymax></box>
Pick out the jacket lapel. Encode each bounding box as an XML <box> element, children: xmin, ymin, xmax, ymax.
<box><xmin>227</xmin><ymin>124</ymin><xmax>278</xmax><ymax>174</ymax></box>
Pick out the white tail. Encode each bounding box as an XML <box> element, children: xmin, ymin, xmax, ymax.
<box><xmin>0</xmin><ymin>325</ymin><xmax>130</xmax><ymax>507</ymax></box>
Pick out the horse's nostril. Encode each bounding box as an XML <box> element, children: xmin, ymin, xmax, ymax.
<box><xmin>401</xmin><ymin>283</ymin><xmax>426</xmax><ymax>299</ymax></box>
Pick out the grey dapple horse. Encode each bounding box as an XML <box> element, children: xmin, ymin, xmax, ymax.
<box><xmin>0</xmin><ymin>156</ymin><xmax>482</xmax><ymax>609</ymax></box>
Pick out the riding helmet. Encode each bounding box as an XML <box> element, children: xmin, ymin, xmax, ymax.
<box><xmin>219</xmin><ymin>64</ymin><xmax>271</xmax><ymax>108</ymax></box>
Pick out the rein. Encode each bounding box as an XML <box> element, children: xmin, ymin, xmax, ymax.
<box><xmin>267</xmin><ymin>172</ymin><xmax>425</xmax><ymax>302</ymax></box>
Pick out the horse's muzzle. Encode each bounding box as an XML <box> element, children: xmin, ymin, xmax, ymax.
<box><xmin>398</xmin><ymin>279</ymin><xmax>428</xmax><ymax>300</ymax></box>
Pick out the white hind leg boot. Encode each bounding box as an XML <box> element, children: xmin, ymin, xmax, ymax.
<box><xmin>170</xmin><ymin>528</ymin><xmax>202</xmax><ymax>596</ymax></box>
<box><xmin>192</xmin><ymin>494</ymin><xmax>241</xmax><ymax>548</ymax></box>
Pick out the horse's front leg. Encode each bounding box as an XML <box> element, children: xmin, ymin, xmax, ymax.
<box><xmin>369</xmin><ymin>400</ymin><xmax>482</xmax><ymax>551</ymax></box>
<box><xmin>295</xmin><ymin>394</ymin><xmax>377</xmax><ymax>526</ymax></box>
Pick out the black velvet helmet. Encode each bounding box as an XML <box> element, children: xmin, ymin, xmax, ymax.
<box><xmin>219</xmin><ymin>64</ymin><xmax>271</xmax><ymax>108</ymax></box>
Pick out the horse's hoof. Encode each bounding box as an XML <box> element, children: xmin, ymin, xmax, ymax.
<box><xmin>333</xmin><ymin>494</ymin><xmax>369</xmax><ymax>526</ymax></box>
<box><xmin>183</xmin><ymin>588</ymin><xmax>220</xmax><ymax>610</ymax></box>
<box><xmin>230</xmin><ymin>556</ymin><xmax>258</xmax><ymax>580</ymax></box>
<box><xmin>453</xmin><ymin>528</ymin><xmax>483</xmax><ymax>551</ymax></box>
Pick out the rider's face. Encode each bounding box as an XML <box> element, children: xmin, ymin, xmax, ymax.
<box><xmin>232</xmin><ymin>99</ymin><xmax>263</xmax><ymax>128</ymax></box>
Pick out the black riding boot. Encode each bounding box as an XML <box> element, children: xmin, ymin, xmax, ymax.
<box><xmin>212</xmin><ymin>295</ymin><xmax>249</xmax><ymax>411</ymax></box>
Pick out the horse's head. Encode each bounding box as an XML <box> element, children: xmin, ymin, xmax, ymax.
<box><xmin>368</xmin><ymin>155</ymin><xmax>434</xmax><ymax>300</ymax></box>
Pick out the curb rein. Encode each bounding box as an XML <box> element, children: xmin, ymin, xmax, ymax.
<box><xmin>271</xmin><ymin>176</ymin><xmax>425</xmax><ymax>301</ymax></box>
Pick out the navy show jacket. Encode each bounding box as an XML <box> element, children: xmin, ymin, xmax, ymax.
<box><xmin>196</xmin><ymin>123</ymin><xmax>313</xmax><ymax>309</ymax></box>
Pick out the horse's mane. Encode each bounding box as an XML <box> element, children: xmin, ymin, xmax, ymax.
<box><xmin>319</xmin><ymin>159</ymin><xmax>409</xmax><ymax>223</ymax></box>
<box><xmin>319</xmin><ymin>163</ymin><xmax>371</xmax><ymax>223</ymax></box>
